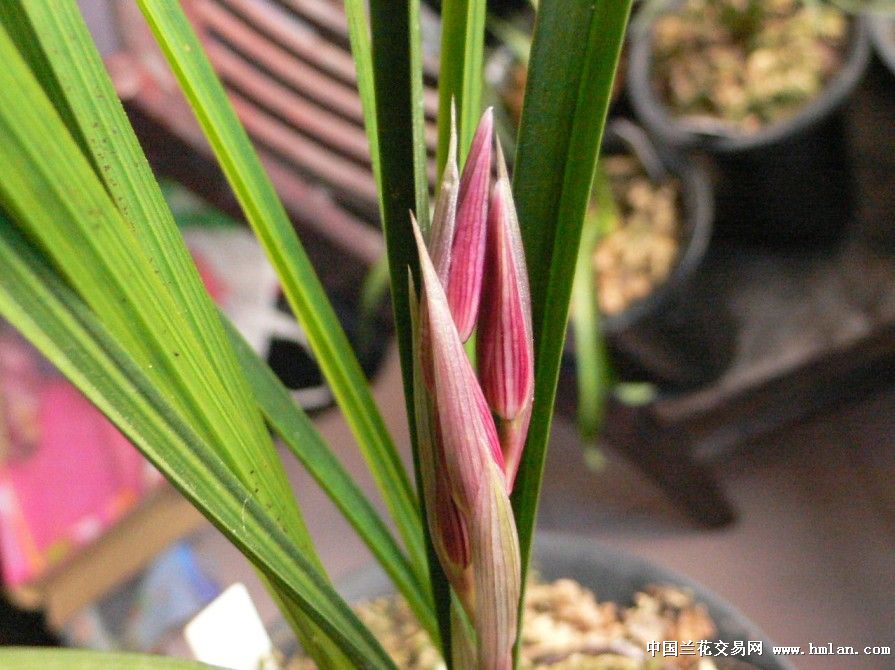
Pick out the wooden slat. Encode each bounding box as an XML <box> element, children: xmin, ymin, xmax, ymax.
<box><xmin>199</xmin><ymin>0</ymin><xmax>366</xmax><ymax>121</ymax></box>
<box><xmin>279</xmin><ymin>0</ymin><xmax>443</xmax><ymax>82</ymax></box>
<box><xmin>208</xmin><ymin>41</ymin><xmax>372</xmax><ymax>164</ymax></box>
<box><xmin>200</xmin><ymin>2</ymin><xmax>438</xmax><ymax>153</ymax></box>
<box><xmin>218</xmin><ymin>0</ymin><xmax>358</xmax><ymax>84</ymax></box>
<box><xmin>205</xmin><ymin>0</ymin><xmax>439</xmax><ymax>118</ymax></box>
<box><xmin>280</xmin><ymin>0</ymin><xmax>350</xmax><ymax>42</ymax></box>
<box><xmin>230</xmin><ymin>91</ymin><xmax>381</xmax><ymax>210</ymax></box>
<box><xmin>113</xmin><ymin>0</ymin><xmax>439</xmax><ymax>235</ymax></box>
<box><xmin>211</xmin><ymin>0</ymin><xmax>438</xmax><ymax>121</ymax></box>
<box><xmin>109</xmin><ymin>51</ymin><xmax>385</xmax><ymax>264</ymax></box>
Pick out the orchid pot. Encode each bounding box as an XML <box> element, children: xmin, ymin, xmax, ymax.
<box><xmin>574</xmin><ymin>120</ymin><xmax>734</xmax><ymax>391</ymax></box>
<box><xmin>627</xmin><ymin>0</ymin><xmax>872</xmax><ymax>245</ymax></box>
<box><xmin>282</xmin><ymin>534</ymin><xmax>794</xmax><ymax>670</ymax></box>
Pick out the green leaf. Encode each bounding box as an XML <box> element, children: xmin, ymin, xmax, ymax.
<box><xmin>225</xmin><ymin>319</ymin><xmax>438</xmax><ymax>642</ymax></box>
<box><xmin>134</xmin><ymin>0</ymin><xmax>425</xmax><ymax>580</ymax></box>
<box><xmin>408</xmin><ymin>0</ymin><xmax>430</xmax><ymax>233</ymax></box>
<box><xmin>509</xmin><ymin>0</ymin><xmax>632</xmax><ymax>661</ymax></box>
<box><xmin>0</xmin><ymin>649</ymin><xmax>218</xmax><ymax>670</ymax></box>
<box><xmin>437</xmin><ymin>0</ymin><xmax>488</xmax><ymax>174</ymax></box>
<box><xmin>343</xmin><ymin>0</ymin><xmax>384</xmax><ymax>220</ymax></box>
<box><xmin>5</xmin><ymin>1</ymin><xmax>266</xmax><ymax>465</ymax></box>
<box><xmin>570</xmin><ymin>168</ymin><xmax>613</xmax><ymax>444</ymax></box>
<box><xmin>0</xmin><ymin>9</ymin><xmax>315</xmax><ymax>547</ymax></box>
<box><xmin>0</xmin><ymin>13</ymin><xmax>342</xmax><ymax>660</ymax></box>
<box><xmin>363</xmin><ymin>0</ymin><xmax>453</xmax><ymax>655</ymax></box>
<box><xmin>0</xmin><ymin>223</ymin><xmax>397</xmax><ymax>670</ymax></box>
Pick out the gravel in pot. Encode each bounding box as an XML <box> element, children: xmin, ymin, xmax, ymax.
<box><xmin>628</xmin><ymin>0</ymin><xmax>872</xmax><ymax>245</ymax></box>
<box><xmin>286</xmin><ymin>534</ymin><xmax>793</xmax><ymax>670</ymax></box>
<box><xmin>589</xmin><ymin>120</ymin><xmax>734</xmax><ymax>390</ymax></box>
<box><xmin>486</xmin><ymin>51</ymin><xmax>735</xmax><ymax>388</ymax></box>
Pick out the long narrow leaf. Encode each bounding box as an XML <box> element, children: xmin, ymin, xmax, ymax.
<box><xmin>5</xmin><ymin>0</ymin><xmax>275</xmax><ymax>484</ymax></box>
<box><xmin>570</xmin><ymin>173</ymin><xmax>613</xmax><ymax>444</ymax></box>
<box><xmin>510</xmin><ymin>0</ymin><xmax>632</xmax><ymax>661</ymax></box>
<box><xmin>437</xmin><ymin>0</ymin><xmax>488</xmax><ymax>174</ymax></box>
<box><xmin>364</xmin><ymin>0</ymin><xmax>453</xmax><ymax>655</ymax></box>
<box><xmin>343</xmin><ymin>0</ymin><xmax>383</xmax><ymax>217</ymax></box>
<box><xmin>408</xmin><ymin>0</ymin><xmax>430</xmax><ymax>232</ymax></box>
<box><xmin>134</xmin><ymin>0</ymin><xmax>425</xmax><ymax>577</ymax></box>
<box><xmin>0</xmin><ymin>17</ymin><xmax>309</xmax><ymax>550</ymax></box>
<box><xmin>225</xmin><ymin>319</ymin><xmax>438</xmax><ymax>641</ymax></box>
<box><xmin>0</xmin><ymin>19</ymin><xmax>338</xmax><ymax>659</ymax></box>
<box><xmin>0</xmin><ymin>9</ymin><xmax>350</xmax><ymax>667</ymax></box>
<box><xmin>0</xmin><ymin>223</ymin><xmax>397</xmax><ymax>670</ymax></box>
<box><xmin>0</xmin><ymin>649</ymin><xmax>217</xmax><ymax>670</ymax></box>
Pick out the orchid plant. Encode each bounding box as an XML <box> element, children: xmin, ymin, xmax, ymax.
<box><xmin>0</xmin><ymin>0</ymin><xmax>631</xmax><ymax>668</ymax></box>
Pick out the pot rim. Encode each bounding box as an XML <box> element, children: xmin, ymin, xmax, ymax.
<box><xmin>596</xmin><ymin>120</ymin><xmax>714</xmax><ymax>335</ymax></box>
<box><xmin>331</xmin><ymin>530</ymin><xmax>796</xmax><ymax>670</ymax></box>
<box><xmin>627</xmin><ymin>0</ymin><xmax>873</xmax><ymax>154</ymax></box>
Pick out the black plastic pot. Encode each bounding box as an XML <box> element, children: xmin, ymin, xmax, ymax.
<box><xmin>595</xmin><ymin>121</ymin><xmax>734</xmax><ymax>390</ymax></box>
<box><xmin>869</xmin><ymin>14</ymin><xmax>895</xmax><ymax>77</ymax></box>
<box><xmin>330</xmin><ymin>533</ymin><xmax>794</xmax><ymax>670</ymax></box>
<box><xmin>628</xmin><ymin>4</ymin><xmax>872</xmax><ymax>245</ymax></box>
<box><xmin>266</xmin><ymin>288</ymin><xmax>392</xmax><ymax>414</ymax></box>
<box><xmin>485</xmin><ymin>41</ymin><xmax>629</xmax><ymax>157</ymax></box>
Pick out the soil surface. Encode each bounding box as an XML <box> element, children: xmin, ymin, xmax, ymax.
<box><xmin>288</xmin><ymin>578</ymin><xmax>732</xmax><ymax>669</ymax></box>
<box><xmin>592</xmin><ymin>155</ymin><xmax>681</xmax><ymax>317</ymax></box>
<box><xmin>651</xmin><ymin>0</ymin><xmax>848</xmax><ymax>133</ymax></box>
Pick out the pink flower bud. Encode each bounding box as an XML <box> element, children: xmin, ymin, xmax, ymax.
<box><xmin>412</xmin><ymin>216</ymin><xmax>504</xmax><ymax>498</ymax></box>
<box><xmin>410</xmin><ymin>215</ymin><xmax>520</xmax><ymax>668</ymax></box>
<box><xmin>409</xmin><ymin>273</ymin><xmax>473</xmax><ymax>608</ymax></box>
<box><xmin>470</xmin><ymin>463</ymin><xmax>520</xmax><ymax>670</ymax></box>
<box><xmin>477</xmin><ymin>143</ymin><xmax>533</xmax><ymax>490</ymax></box>
<box><xmin>446</xmin><ymin>108</ymin><xmax>493</xmax><ymax>341</ymax></box>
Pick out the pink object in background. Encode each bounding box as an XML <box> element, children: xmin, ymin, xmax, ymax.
<box><xmin>0</xmin><ymin>227</ymin><xmax>289</xmax><ymax>587</ymax></box>
<box><xmin>0</xmin><ymin>327</ymin><xmax>160</xmax><ymax>586</ymax></box>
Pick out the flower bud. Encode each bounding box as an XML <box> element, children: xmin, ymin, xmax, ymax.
<box><xmin>409</xmin><ymin>273</ymin><xmax>472</xmax><ymax>605</ymax></box>
<box><xmin>477</xmin><ymin>142</ymin><xmax>533</xmax><ymax>490</ymax></box>
<box><xmin>471</xmin><ymin>462</ymin><xmax>520</xmax><ymax>670</ymax></box>
<box><xmin>412</xmin><ymin>217</ymin><xmax>504</xmax><ymax>503</ymax></box>
<box><xmin>410</xmin><ymin>215</ymin><xmax>520</xmax><ymax>669</ymax></box>
<box><xmin>446</xmin><ymin>108</ymin><xmax>493</xmax><ymax>341</ymax></box>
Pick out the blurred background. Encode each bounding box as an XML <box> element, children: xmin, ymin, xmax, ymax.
<box><xmin>1</xmin><ymin>1</ymin><xmax>894</xmax><ymax>668</ymax></box>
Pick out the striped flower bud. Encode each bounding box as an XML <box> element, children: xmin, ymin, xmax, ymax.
<box><xmin>476</xmin><ymin>143</ymin><xmax>533</xmax><ymax>491</ymax></box>
<box><xmin>446</xmin><ymin>108</ymin><xmax>493</xmax><ymax>342</ymax></box>
<box><xmin>409</xmin><ymin>271</ymin><xmax>472</xmax><ymax>608</ymax></box>
<box><xmin>419</xmin><ymin>106</ymin><xmax>460</xmax><ymax>394</ymax></box>
<box><xmin>410</xmin><ymin>213</ymin><xmax>519</xmax><ymax>670</ymax></box>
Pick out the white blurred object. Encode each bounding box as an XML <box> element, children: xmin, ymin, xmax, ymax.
<box><xmin>185</xmin><ymin>583</ymin><xmax>280</xmax><ymax>670</ymax></box>
<box><xmin>182</xmin><ymin>227</ymin><xmax>332</xmax><ymax>410</ymax></box>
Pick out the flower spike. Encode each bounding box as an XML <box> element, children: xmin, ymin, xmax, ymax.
<box><xmin>446</xmin><ymin>108</ymin><xmax>494</xmax><ymax>341</ymax></box>
<box><xmin>477</xmin><ymin>140</ymin><xmax>534</xmax><ymax>491</ymax></box>
<box><xmin>410</xmin><ymin>214</ymin><xmax>520</xmax><ymax>670</ymax></box>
